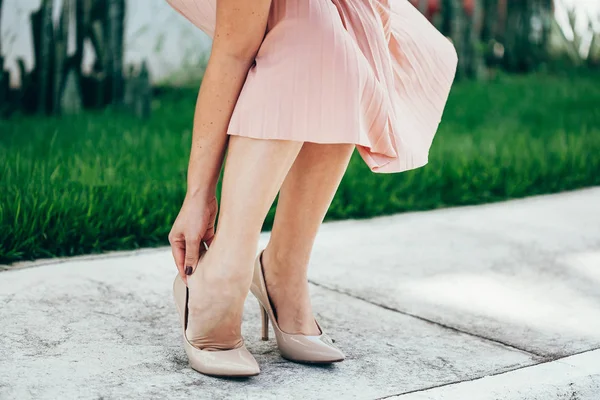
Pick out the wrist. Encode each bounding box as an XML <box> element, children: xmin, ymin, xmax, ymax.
<box><xmin>185</xmin><ymin>185</ymin><xmax>216</xmax><ymax>201</ymax></box>
<box><xmin>186</xmin><ymin>151</ymin><xmax>223</xmax><ymax>201</ymax></box>
<box><xmin>186</xmin><ymin>164</ymin><xmax>219</xmax><ymax>199</ymax></box>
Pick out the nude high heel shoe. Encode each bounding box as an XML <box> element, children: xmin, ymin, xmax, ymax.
<box><xmin>172</xmin><ymin>255</ymin><xmax>260</xmax><ymax>377</ymax></box>
<box><xmin>250</xmin><ymin>252</ymin><xmax>345</xmax><ymax>364</ymax></box>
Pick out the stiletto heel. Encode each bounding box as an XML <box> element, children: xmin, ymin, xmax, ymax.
<box><xmin>172</xmin><ymin>245</ymin><xmax>260</xmax><ymax>377</ymax></box>
<box><xmin>250</xmin><ymin>251</ymin><xmax>345</xmax><ymax>364</ymax></box>
<box><xmin>260</xmin><ymin>305</ymin><xmax>269</xmax><ymax>341</ymax></box>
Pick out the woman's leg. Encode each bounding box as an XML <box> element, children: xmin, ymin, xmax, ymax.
<box><xmin>262</xmin><ymin>142</ymin><xmax>354</xmax><ymax>335</ymax></box>
<box><xmin>186</xmin><ymin>135</ymin><xmax>303</xmax><ymax>350</ymax></box>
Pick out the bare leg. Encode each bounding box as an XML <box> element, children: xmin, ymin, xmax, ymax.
<box><xmin>186</xmin><ymin>136</ymin><xmax>303</xmax><ymax>350</ymax></box>
<box><xmin>262</xmin><ymin>143</ymin><xmax>354</xmax><ymax>335</ymax></box>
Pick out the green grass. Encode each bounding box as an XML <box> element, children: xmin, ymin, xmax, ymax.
<box><xmin>1</xmin><ymin>72</ymin><xmax>599</xmax><ymax>264</ymax></box>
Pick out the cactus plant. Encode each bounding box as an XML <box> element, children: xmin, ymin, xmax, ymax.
<box><xmin>1</xmin><ymin>0</ymin><xmax>149</xmax><ymax>118</ymax></box>
<box><xmin>74</xmin><ymin>0</ymin><xmax>93</xmax><ymax>69</ymax></box>
<box><xmin>53</xmin><ymin>0</ymin><xmax>71</xmax><ymax>113</ymax></box>
<box><xmin>135</xmin><ymin>61</ymin><xmax>151</xmax><ymax>119</ymax></box>
<box><xmin>107</xmin><ymin>0</ymin><xmax>125</xmax><ymax>104</ymax></box>
<box><xmin>35</xmin><ymin>0</ymin><xmax>54</xmax><ymax>114</ymax></box>
<box><xmin>0</xmin><ymin>0</ymin><xmax>6</xmax><ymax>113</ymax></box>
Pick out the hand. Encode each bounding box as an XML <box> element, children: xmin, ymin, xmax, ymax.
<box><xmin>169</xmin><ymin>192</ymin><xmax>218</xmax><ymax>282</ymax></box>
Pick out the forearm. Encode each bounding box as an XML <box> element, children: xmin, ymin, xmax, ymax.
<box><xmin>185</xmin><ymin>0</ymin><xmax>272</xmax><ymax>197</ymax></box>
<box><xmin>186</xmin><ymin>54</ymin><xmax>254</xmax><ymax>197</ymax></box>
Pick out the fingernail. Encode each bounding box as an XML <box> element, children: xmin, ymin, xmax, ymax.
<box><xmin>185</xmin><ymin>266</ymin><xmax>193</xmax><ymax>276</ymax></box>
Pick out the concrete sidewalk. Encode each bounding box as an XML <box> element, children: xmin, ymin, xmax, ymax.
<box><xmin>1</xmin><ymin>189</ymin><xmax>599</xmax><ymax>400</ymax></box>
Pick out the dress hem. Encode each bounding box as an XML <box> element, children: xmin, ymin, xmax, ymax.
<box><xmin>227</xmin><ymin>131</ymin><xmax>429</xmax><ymax>174</ymax></box>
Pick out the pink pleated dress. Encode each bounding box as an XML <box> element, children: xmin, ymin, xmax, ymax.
<box><xmin>166</xmin><ymin>0</ymin><xmax>457</xmax><ymax>173</ymax></box>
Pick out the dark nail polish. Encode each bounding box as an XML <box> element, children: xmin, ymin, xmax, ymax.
<box><xmin>185</xmin><ymin>266</ymin><xmax>193</xmax><ymax>276</ymax></box>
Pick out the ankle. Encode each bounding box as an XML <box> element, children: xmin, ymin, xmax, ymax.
<box><xmin>262</xmin><ymin>246</ymin><xmax>309</xmax><ymax>283</ymax></box>
<box><xmin>187</xmin><ymin>258</ymin><xmax>252</xmax><ymax>305</ymax></box>
<box><xmin>198</xmin><ymin>242</ymin><xmax>255</xmax><ymax>281</ymax></box>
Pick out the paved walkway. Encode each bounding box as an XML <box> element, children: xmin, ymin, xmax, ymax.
<box><xmin>1</xmin><ymin>189</ymin><xmax>599</xmax><ymax>399</ymax></box>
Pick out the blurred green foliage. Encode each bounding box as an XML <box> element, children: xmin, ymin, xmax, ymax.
<box><xmin>1</xmin><ymin>71</ymin><xmax>599</xmax><ymax>263</ymax></box>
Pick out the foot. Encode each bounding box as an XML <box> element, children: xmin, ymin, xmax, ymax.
<box><xmin>185</xmin><ymin>249</ymin><xmax>252</xmax><ymax>351</ymax></box>
<box><xmin>261</xmin><ymin>249</ymin><xmax>320</xmax><ymax>336</ymax></box>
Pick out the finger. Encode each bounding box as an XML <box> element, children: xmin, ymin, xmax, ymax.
<box><xmin>204</xmin><ymin>225</ymin><xmax>215</xmax><ymax>247</ymax></box>
<box><xmin>172</xmin><ymin>243</ymin><xmax>186</xmax><ymax>280</ymax></box>
<box><xmin>184</xmin><ymin>237</ymin><xmax>201</xmax><ymax>276</ymax></box>
<box><xmin>169</xmin><ymin>236</ymin><xmax>187</xmax><ymax>281</ymax></box>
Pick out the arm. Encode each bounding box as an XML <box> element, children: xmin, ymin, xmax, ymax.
<box><xmin>170</xmin><ymin>0</ymin><xmax>272</xmax><ymax>280</ymax></box>
<box><xmin>187</xmin><ymin>0</ymin><xmax>272</xmax><ymax>196</ymax></box>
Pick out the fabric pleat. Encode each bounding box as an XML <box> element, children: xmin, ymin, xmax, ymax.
<box><xmin>166</xmin><ymin>0</ymin><xmax>458</xmax><ymax>173</ymax></box>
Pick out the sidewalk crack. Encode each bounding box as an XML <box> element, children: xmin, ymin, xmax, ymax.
<box><xmin>372</xmin><ymin>347</ymin><xmax>600</xmax><ymax>399</ymax></box>
<box><xmin>308</xmin><ymin>280</ymin><xmax>545</xmax><ymax>358</ymax></box>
